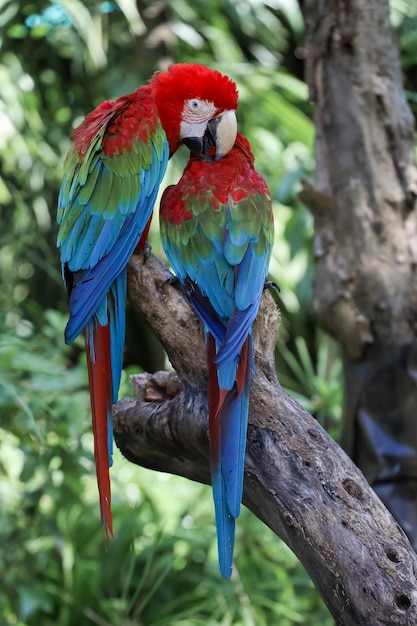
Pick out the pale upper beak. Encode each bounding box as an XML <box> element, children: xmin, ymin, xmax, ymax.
<box><xmin>181</xmin><ymin>110</ymin><xmax>237</xmax><ymax>161</ymax></box>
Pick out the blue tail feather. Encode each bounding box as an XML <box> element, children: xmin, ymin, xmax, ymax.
<box><xmin>209</xmin><ymin>333</ymin><xmax>253</xmax><ymax>578</ymax></box>
<box><xmin>108</xmin><ymin>270</ymin><xmax>127</xmax><ymax>404</ymax></box>
<box><xmin>211</xmin><ymin>469</ymin><xmax>235</xmax><ymax>579</ymax></box>
<box><xmin>106</xmin><ymin>270</ymin><xmax>127</xmax><ymax>466</ymax></box>
<box><xmin>220</xmin><ymin>385</ymin><xmax>250</xmax><ymax>520</ymax></box>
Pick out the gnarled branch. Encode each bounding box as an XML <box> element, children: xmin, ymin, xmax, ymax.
<box><xmin>113</xmin><ymin>252</ymin><xmax>417</xmax><ymax>625</ymax></box>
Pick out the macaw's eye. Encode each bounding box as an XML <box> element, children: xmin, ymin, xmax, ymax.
<box><xmin>189</xmin><ymin>99</ymin><xmax>201</xmax><ymax>111</ymax></box>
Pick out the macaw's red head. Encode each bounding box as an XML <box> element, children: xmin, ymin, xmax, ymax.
<box><xmin>150</xmin><ymin>63</ymin><xmax>238</xmax><ymax>160</ymax></box>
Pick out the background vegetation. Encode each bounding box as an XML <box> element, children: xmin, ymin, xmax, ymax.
<box><xmin>1</xmin><ymin>1</ymin><xmax>416</xmax><ymax>624</ymax></box>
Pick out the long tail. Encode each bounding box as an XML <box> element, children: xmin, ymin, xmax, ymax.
<box><xmin>84</xmin><ymin>270</ymin><xmax>127</xmax><ymax>541</ymax></box>
<box><xmin>207</xmin><ymin>333</ymin><xmax>253</xmax><ymax>578</ymax></box>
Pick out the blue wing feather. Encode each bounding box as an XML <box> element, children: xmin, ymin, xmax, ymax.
<box><xmin>65</xmin><ymin>203</ymin><xmax>149</xmax><ymax>343</ymax></box>
<box><xmin>62</xmin><ymin>140</ymin><xmax>168</xmax><ymax>342</ymax></box>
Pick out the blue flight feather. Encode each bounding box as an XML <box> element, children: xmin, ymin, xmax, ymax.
<box><xmin>211</xmin><ymin>467</ymin><xmax>235</xmax><ymax>579</ymax></box>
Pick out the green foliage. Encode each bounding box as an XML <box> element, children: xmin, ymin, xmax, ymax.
<box><xmin>277</xmin><ymin>333</ymin><xmax>343</xmax><ymax>439</ymax></box>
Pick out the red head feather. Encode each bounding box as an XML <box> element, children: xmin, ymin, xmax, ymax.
<box><xmin>150</xmin><ymin>63</ymin><xmax>238</xmax><ymax>154</ymax></box>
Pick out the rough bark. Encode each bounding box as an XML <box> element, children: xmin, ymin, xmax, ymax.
<box><xmin>299</xmin><ymin>0</ymin><xmax>417</xmax><ymax>549</ymax></box>
<box><xmin>113</xmin><ymin>252</ymin><xmax>417</xmax><ymax>625</ymax></box>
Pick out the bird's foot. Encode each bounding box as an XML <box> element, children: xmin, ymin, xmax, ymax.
<box><xmin>142</xmin><ymin>242</ymin><xmax>152</xmax><ymax>263</ymax></box>
<box><xmin>132</xmin><ymin>242</ymin><xmax>152</xmax><ymax>263</ymax></box>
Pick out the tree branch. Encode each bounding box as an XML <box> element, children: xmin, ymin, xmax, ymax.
<box><xmin>114</xmin><ymin>252</ymin><xmax>417</xmax><ymax>625</ymax></box>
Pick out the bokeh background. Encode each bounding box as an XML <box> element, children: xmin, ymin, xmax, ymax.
<box><xmin>1</xmin><ymin>1</ymin><xmax>416</xmax><ymax>624</ymax></box>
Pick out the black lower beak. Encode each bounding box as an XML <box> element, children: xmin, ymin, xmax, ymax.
<box><xmin>182</xmin><ymin>117</ymin><xmax>220</xmax><ymax>161</ymax></box>
<box><xmin>182</xmin><ymin>136</ymin><xmax>204</xmax><ymax>157</ymax></box>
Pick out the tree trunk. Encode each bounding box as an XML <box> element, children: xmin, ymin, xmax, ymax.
<box><xmin>113</xmin><ymin>252</ymin><xmax>417</xmax><ymax>625</ymax></box>
<box><xmin>299</xmin><ymin>0</ymin><xmax>417</xmax><ymax>548</ymax></box>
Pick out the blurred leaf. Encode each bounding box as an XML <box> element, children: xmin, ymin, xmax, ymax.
<box><xmin>277</xmin><ymin>333</ymin><xmax>343</xmax><ymax>438</ymax></box>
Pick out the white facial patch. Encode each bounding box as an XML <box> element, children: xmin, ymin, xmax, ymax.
<box><xmin>180</xmin><ymin>98</ymin><xmax>218</xmax><ymax>138</ymax></box>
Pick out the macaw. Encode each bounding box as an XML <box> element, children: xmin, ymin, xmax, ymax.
<box><xmin>57</xmin><ymin>63</ymin><xmax>238</xmax><ymax>540</ymax></box>
<box><xmin>159</xmin><ymin>133</ymin><xmax>274</xmax><ymax>577</ymax></box>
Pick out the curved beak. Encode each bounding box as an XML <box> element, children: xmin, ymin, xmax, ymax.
<box><xmin>182</xmin><ymin>110</ymin><xmax>237</xmax><ymax>161</ymax></box>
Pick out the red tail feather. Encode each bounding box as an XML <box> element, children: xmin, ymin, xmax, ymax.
<box><xmin>85</xmin><ymin>323</ymin><xmax>113</xmax><ymax>541</ymax></box>
<box><xmin>211</xmin><ymin>335</ymin><xmax>251</xmax><ymax>427</ymax></box>
<box><xmin>135</xmin><ymin>216</ymin><xmax>152</xmax><ymax>252</ymax></box>
<box><xmin>236</xmin><ymin>336</ymin><xmax>251</xmax><ymax>397</ymax></box>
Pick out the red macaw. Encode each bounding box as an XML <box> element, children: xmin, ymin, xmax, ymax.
<box><xmin>159</xmin><ymin>133</ymin><xmax>274</xmax><ymax>577</ymax></box>
<box><xmin>57</xmin><ymin>64</ymin><xmax>238</xmax><ymax>540</ymax></box>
